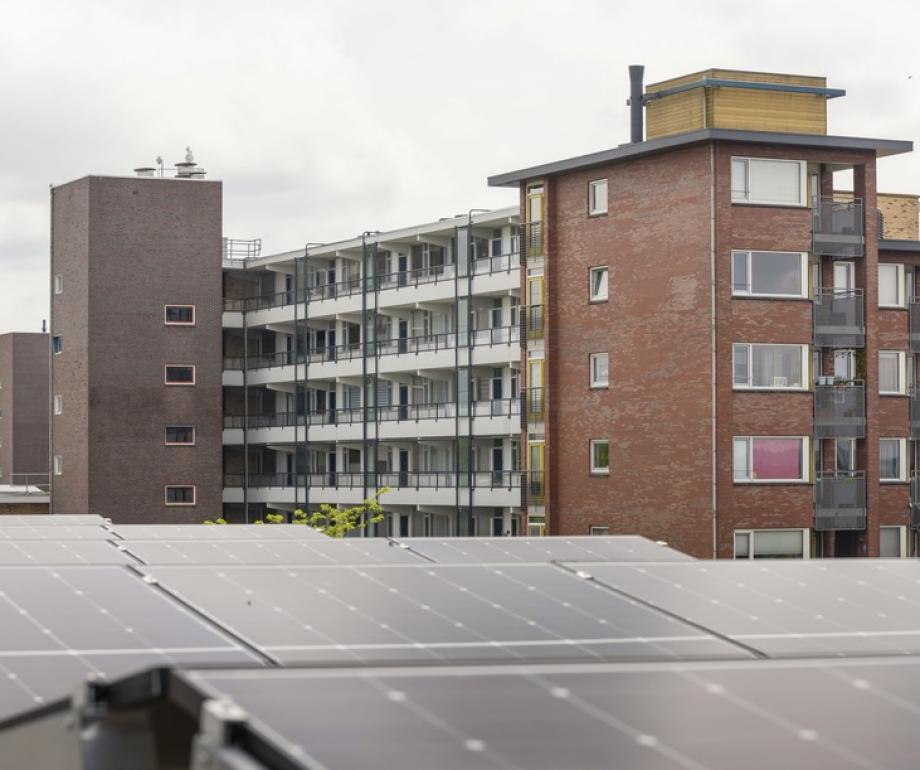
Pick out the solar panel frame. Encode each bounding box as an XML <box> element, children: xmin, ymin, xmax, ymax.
<box><xmin>0</xmin><ymin>525</ymin><xmax>113</xmax><ymax>541</ymax></box>
<box><xmin>0</xmin><ymin>540</ymin><xmax>134</xmax><ymax>566</ymax></box>
<box><xmin>0</xmin><ymin>515</ymin><xmax>107</xmax><ymax>527</ymax></box>
<box><xmin>106</xmin><ymin>524</ymin><xmax>328</xmax><ymax>541</ymax></box>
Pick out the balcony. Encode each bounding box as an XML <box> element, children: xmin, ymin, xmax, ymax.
<box><xmin>522</xmin><ymin>305</ymin><xmax>544</xmax><ymax>342</ymax></box>
<box><xmin>910</xmin><ymin>301</ymin><xmax>920</xmax><ymax>354</ymax></box>
<box><xmin>522</xmin><ymin>471</ymin><xmax>545</xmax><ymax>506</ymax></box>
<box><xmin>812</xmin><ymin>197</ymin><xmax>864</xmax><ymax>258</ymax></box>
<box><xmin>911</xmin><ymin>476</ymin><xmax>920</xmax><ymax>530</ymax></box>
<box><xmin>814</xmin><ymin>381</ymin><xmax>865</xmax><ymax>439</ymax></box>
<box><xmin>520</xmin><ymin>387</ymin><xmax>544</xmax><ymax>428</ymax></box>
<box><xmin>911</xmin><ymin>389</ymin><xmax>920</xmax><ymax>440</ymax></box>
<box><xmin>522</xmin><ymin>221</ymin><xmax>543</xmax><ymax>262</ymax></box>
<box><xmin>813</xmin><ymin>289</ymin><xmax>865</xmax><ymax>348</ymax></box>
<box><xmin>223</xmin><ymin>471</ymin><xmax>523</xmax><ymax>492</ymax></box>
<box><xmin>814</xmin><ymin>471</ymin><xmax>867</xmax><ymax>531</ymax></box>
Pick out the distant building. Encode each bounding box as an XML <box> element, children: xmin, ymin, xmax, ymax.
<box><xmin>0</xmin><ymin>332</ymin><xmax>48</xmax><ymax>492</ymax></box>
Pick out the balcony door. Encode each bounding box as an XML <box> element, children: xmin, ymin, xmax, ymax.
<box><xmin>833</xmin><ymin>261</ymin><xmax>855</xmax><ymax>293</ymax></box>
<box><xmin>834</xmin><ymin>350</ymin><xmax>856</xmax><ymax>381</ymax></box>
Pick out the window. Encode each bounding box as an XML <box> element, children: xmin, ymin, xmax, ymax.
<box><xmin>588</xmin><ymin>179</ymin><xmax>608</xmax><ymax>216</ymax></box>
<box><xmin>165</xmin><ymin>426</ymin><xmax>196</xmax><ymax>445</ymax></box>
<box><xmin>878</xmin><ymin>351</ymin><xmax>906</xmax><ymax>395</ymax></box>
<box><xmin>732</xmin><ymin>343</ymin><xmax>807</xmax><ymax>390</ymax></box>
<box><xmin>590</xmin><ymin>439</ymin><xmax>610</xmax><ymax>475</ymax></box>
<box><xmin>734</xmin><ymin>529</ymin><xmax>808</xmax><ymax>559</ymax></box>
<box><xmin>589</xmin><ymin>526</ymin><xmax>610</xmax><ymax>536</ymax></box>
<box><xmin>52</xmin><ymin>336</ymin><xmax>63</xmax><ymax>355</ymax></box>
<box><xmin>731</xmin><ymin>157</ymin><xmax>806</xmax><ymax>206</ymax></box>
<box><xmin>733</xmin><ymin>437</ymin><xmax>808</xmax><ymax>482</ymax></box>
<box><xmin>165</xmin><ymin>485</ymin><xmax>196</xmax><ymax>506</ymax></box>
<box><xmin>879</xmin><ymin>438</ymin><xmax>907</xmax><ymax>482</ymax></box>
<box><xmin>589</xmin><ymin>266</ymin><xmax>608</xmax><ymax>302</ymax></box>
<box><xmin>880</xmin><ymin>526</ymin><xmax>906</xmax><ymax>558</ymax></box>
<box><xmin>835</xmin><ymin>438</ymin><xmax>856</xmax><ymax>473</ymax></box>
<box><xmin>732</xmin><ymin>250</ymin><xmax>808</xmax><ymax>298</ymax></box>
<box><xmin>878</xmin><ymin>264</ymin><xmax>906</xmax><ymax>308</ymax></box>
<box><xmin>589</xmin><ymin>353</ymin><xmax>609</xmax><ymax>388</ymax></box>
<box><xmin>165</xmin><ymin>305</ymin><xmax>196</xmax><ymax>325</ymax></box>
<box><xmin>165</xmin><ymin>365</ymin><xmax>196</xmax><ymax>385</ymax></box>
<box><xmin>53</xmin><ymin>455</ymin><xmax>63</xmax><ymax>476</ymax></box>
<box><xmin>54</xmin><ymin>274</ymin><xmax>63</xmax><ymax>294</ymax></box>
<box><xmin>53</xmin><ymin>395</ymin><xmax>63</xmax><ymax>415</ymax></box>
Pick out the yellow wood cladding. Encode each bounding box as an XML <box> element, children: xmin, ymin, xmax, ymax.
<box><xmin>645</xmin><ymin>69</ymin><xmax>830</xmax><ymax>140</ymax></box>
<box><xmin>878</xmin><ymin>193</ymin><xmax>920</xmax><ymax>240</ymax></box>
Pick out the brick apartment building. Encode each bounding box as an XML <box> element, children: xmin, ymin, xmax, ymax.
<box><xmin>490</xmin><ymin>67</ymin><xmax>920</xmax><ymax>558</ymax></box>
<box><xmin>47</xmin><ymin>67</ymin><xmax>920</xmax><ymax>557</ymax></box>
<box><xmin>0</xmin><ymin>332</ymin><xmax>48</xmax><ymax>489</ymax></box>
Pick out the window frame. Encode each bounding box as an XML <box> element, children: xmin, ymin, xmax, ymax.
<box><xmin>733</xmin><ymin>436</ymin><xmax>810</xmax><ymax>483</ymax></box>
<box><xmin>878</xmin><ymin>351</ymin><xmax>907</xmax><ymax>395</ymax></box>
<box><xmin>53</xmin><ymin>274</ymin><xmax>63</xmax><ymax>295</ymax></box>
<box><xmin>589</xmin><ymin>526</ymin><xmax>610</xmax><ymax>536</ymax></box>
<box><xmin>731</xmin><ymin>250</ymin><xmax>809</xmax><ymax>299</ymax></box>
<box><xmin>589</xmin><ymin>439</ymin><xmax>610</xmax><ymax>476</ymax></box>
<box><xmin>51</xmin><ymin>335</ymin><xmax>63</xmax><ymax>355</ymax></box>
<box><xmin>878</xmin><ymin>263</ymin><xmax>906</xmax><ymax>309</ymax></box>
<box><xmin>588</xmin><ymin>266</ymin><xmax>609</xmax><ymax>303</ymax></box>
<box><xmin>53</xmin><ymin>395</ymin><xmax>63</xmax><ymax>416</ymax></box>
<box><xmin>53</xmin><ymin>455</ymin><xmax>63</xmax><ymax>476</ymax></box>
<box><xmin>588</xmin><ymin>179</ymin><xmax>608</xmax><ymax>217</ymax></box>
<box><xmin>730</xmin><ymin>157</ymin><xmax>807</xmax><ymax>207</ymax></box>
<box><xmin>879</xmin><ymin>525</ymin><xmax>907</xmax><ymax>558</ymax></box>
<box><xmin>164</xmin><ymin>485</ymin><xmax>197</xmax><ymax>506</ymax></box>
<box><xmin>164</xmin><ymin>304</ymin><xmax>196</xmax><ymax>326</ymax></box>
<box><xmin>164</xmin><ymin>365</ymin><xmax>196</xmax><ymax>386</ymax></box>
<box><xmin>734</xmin><ymin>528</ymin><xmax>809</xmax><ymax>559</ymax></box>
<box><xmin>732</xmin><ymin>343</ymin><xmax>809</xmax><ymax>391</ymax></box>
<box><xmin>164</xmin><ymin>425</ymin><xmax>196</xmax><ymax>446</ymax></box>
<box><xmin>589</xmin><ymin>352</ymin><xmax>609</xmax><ymax>389</ymax></box>
<box><xmin>879</xmin><ymin>438</ymin><xmax>908</xmax><ymax>483</ymax></box>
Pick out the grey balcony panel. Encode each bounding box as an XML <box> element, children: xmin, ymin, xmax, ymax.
<box><xmin>814</xmin><ymin>472</ymin><xmax>867</xmax><ymax>531</ymax></box>
<box><xmin>813</xmin><ymin>290</ymin><xmax>865</xmax><ymax>348</ymax></box>
<box><xmin>812</xmin><ymin>197</ymin><xmax>864</xmax><ymax>258</ymax></box>
<box><xmin>814</xmin><ymin>383</ymin><xmax>866</xmax><ymax>439</ymax></box>
<box><xmin>911</xmin><ymin>390</ymin><xmax>920</xmax><ymax>440</ymax></box>
<box><xmin>911</xmin><ymin>301</ymin><xmax>920</xmax><ymax>353</ymax></box>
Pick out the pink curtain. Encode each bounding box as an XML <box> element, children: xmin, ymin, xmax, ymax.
<box><xmin>752</xmin><ymin>439</ymin><xmax>801</xmax><ymax>480</ymax></box>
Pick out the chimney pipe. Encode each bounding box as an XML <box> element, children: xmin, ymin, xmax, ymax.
<box><xmin>628</xmin><ymin>65</ymin><xmax>645</xmax><ymax>143</ymax></box>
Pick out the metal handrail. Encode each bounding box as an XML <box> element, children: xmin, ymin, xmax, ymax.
<box><xmin>6</xmin><ymin>473</ymin><xmax>51</xmax><ymax>493</ymax></box>
<box><xmin>222</xmin><ymin>238</ymin><xmax>262</xmax><ymax>261</ymax></box>
<box><xmin>223</xmin><ymin>470</ymin><xmax>527</xmax><ymax>490</ymax></box>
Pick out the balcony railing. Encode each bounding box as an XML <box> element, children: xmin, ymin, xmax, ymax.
<box><xmin>911</xmin><ymin>475</ymin><xmax>920</xmax><ymax>530</ymax></box>
<box><xmin>910</xmin><ymin>388</ymin><xmax>920</xmax><ymax>441</ymax></box>
<box><xmin>522</xmin><ymin>221</ymin><xmax>544</xmax><ymax>261</ymax></box>
<box><xmin>222</xmin><ymin>238</ymin><xmax>262</xmax><ymax>261</ymax></box>
<box><xmin>6</xmin><ymin>473</ymin><xmax>50</xmax><ymax>493</ymax></box>
<box><xmin>223</xmin><ymin>470</ymin><xmax>525</xmax><ymax>491</ymax></box>
<box><xmin>910</xmin><ymin>301</ymin><xmax>920</xmax><ymax>354</ymax></box>
<box><xmin>813</xmin><ymin>289</ymin><xmax>865</xmax><ymax>348</ymax></box>
<box><xmin>814</xmin><ymin>381</ymin><xmax>865</xmax><ymax>438</ymax></box>
<box><xmin>521</xmin><ymin>305</ymin><xmax>544</xmax><ymax>341</ymax></box>
<box><xmin>520</xmin><ymin>387</ymin><xmax>544</xmax><ymax>427</ymax></box>
<box><xmin>522</xmin><ymin>470</ymin><xmax>545</xmax><ymax>506</ymax></box>
<box><xmin>812</xmin><ymin>196</ymin><xmax>864</xmax><ymax>258</ymax></box>
<box><xmin>814</xmin><ymin>471</ymin><xmax>867</xmax><ymax>531</ymax></box>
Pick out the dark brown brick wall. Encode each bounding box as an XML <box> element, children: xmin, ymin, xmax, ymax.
<box><xmin>51</xmin><ymin>176</ymin><xmax>223</xmax><ymax>522</ymax></box>
<box><xmin>0</xmin><ymin>334</ymin><xmax>49</xmax><ymax>482</ymax></box>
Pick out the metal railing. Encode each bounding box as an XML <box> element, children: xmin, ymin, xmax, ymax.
<box><xmin>812</xmin><ymin>197</ymin><xmax>864</xmax><ymax>258</ymax></box>
<box><xmin>814</xmin><ymin>381</ymin><xmax>865</xmax><ymax>439</ymax></box>
<box><xmin>814</xmin><ymin>470</ymin><xmax>867</xmax><ymax>531</ymax></box>
<box><xmin>910</xmin><ymin>301</ymin><xmax>920</xmax><ymax>354</ymax></box>
<box><xmin>910</xmin><ymin>388</ymin><xmax>920</xmax><ymax>441</ymax></box>
<box><xmin>910</xmin><ymin>475</ymin><xmax>920</xmax><ymax>530</ymax></box>
<box><xmin>522</xmin><ymin>470</ymin><xmax>545</xmax><ymax>505</ymax></box>
<box><xmin>521</xmin><ymin>387</ymin><xmax>544</xmax><ymax>425</ymax></box>
<box><xmin>472</xmin><ymin>251</ymin><xmax>521</xmax><ymax>275</ymax></box>
<box><xmin>521</xmin><ymin>221</ymin><xmax>544</xmax><ymax>261</ymax></box>
<box><xmin>813</xmin><ymin>289</ymin><xmax>865</xmax><ymax>348</ymax></box>
<box><xmin>222</xmin><ymin>238</ymin><xmax>262</xmax><ymax>261</ymax></box>
<box><xmin>224</xmin><ymin>470</ymin><xmax>525</xmax><ymax>491</ymax></box>
<box><xmin>6</xmin><ymin>473</ymin><xmax>50</xmax><ymax>493</ymax></box>
<box><xmin>521</xmin><ymin>305</ymin><xmax>544</xmax><ymax>341</ymax></box>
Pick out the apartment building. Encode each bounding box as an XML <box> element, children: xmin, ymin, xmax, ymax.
<box><xmin>489</xmin><ymin>66</ymin><xmax>920</xmax><ymax>558</ymax></box>
<box><xmin>0</xmin><ymin>332</ymin><xmax>48</xmax><ymax>487</ymax></box>
<box><xmin>49</xmin><ymin>171</ymin><xmax>223</xmax><ymax>520</ymax></box>
<box><xmin>221</xmin><ymin>209</ymin><xmax>524</xmax><ymax>536</ymax></box>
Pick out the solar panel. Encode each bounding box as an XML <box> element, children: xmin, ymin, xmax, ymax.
<box><xmin>0</xmin><ymin>525</ymin><xmax>112</xmax><ymax>541</ymax></box>
<box><xmin>0</xmin><ymin>566</ymin><xmax>261</xmax><ymax>721</ymax></box>
<box><xmin>396</xmin><ymin>535</ymin><xmax>693</xmax><ymax>563</ymax></box>
<box><xmin>107</xmin><ymin>523</ymin><xmax>328</xmax><ymax>540</ymax></box>
<box><xmin>0</xmin><ymin>540</ymin><xmax>131</xmax><ymax>566</ymax></box>
<box><xmin>576</xmin><ymin>560</ymin><xmax>920</xmax><ymax>658</ymax></box>
<box><xmin>179</xmin><ymin>657</ymin><xmax>920</xmax><ymax>770</ymax></box>
<box><xmin>140</xmin><ymin>563</ymin><xmax>749</xmax><ymax>666</ymax></box>
<box><xmin>122</xmin><ymin>539</ymin><xmax>425</xmax><ymax>566</ymax></box>
<box><xmin>0</xmin><ymin>515</ymin><xmax>107</xmax><ymax>527</ymax></box>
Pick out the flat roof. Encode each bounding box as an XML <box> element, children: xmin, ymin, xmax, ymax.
<box><xmin>487</xmin><ymin>128</ymin><xmax>913</xmax><ymax>187</ymax></box>
<box><xmin>879</xmin><ymin>239</ymin><xmax>920</xmax><ymax>252</ymax></box>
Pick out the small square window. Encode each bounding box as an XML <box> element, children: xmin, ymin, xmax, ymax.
<box><xmin>879</xmin><ymin>438</ymin><xmax>907</xmax><ymax>482</ymax></box>
<box><xmin>165</xmin><ymin>365</ymin><xmax>196</xmax><ymax>385</ymax></box>
<box><xmin>165</xmin><ymin>426</ymin><xmax>196</xmax><ymax>445</ymax></box>
<box><xmin>165</xmin><ymin>485</ymin><xmax>196</xmax><ymax>506</ymax></box>
<box><xmin>879</xmin><ymin>351</ymin><xmax>906</xmax><ymax>395</ymax></box>
<box><xmin>53</xmin><ymin>395</ymin><xmax>63</xmax><ymax>415</ymax></box>
<box><xmin>589</xmin><ymin>352</ymin><xmax>609</xmax><ymax>388</ymax></box>
<box><xmin>165</xmin><ymin>305</ymin><xmax>196</xmax><ymax>325</ymax></box>
<box><xmin>589</xmin><ymin>266</ymin><xmax>608</xmax><ymax>302</ymax></box>
<box><xmin>52</xmin><ymin>336</ymin><xmax>63</xmax><ymax>355</ymax></box>
<box><xmin>588</xmin><ymin>179</ymin><xmax>608</xmax><ymax>216</ymax></box>
<box><xmin>54</xmin><ymin>274</ymin><xmax>63</xmax><ymax>294</ymax></box>
<box><xmin>53</xmin><ymin>455</ymin><xmax>63</xmax><ymax>476</ymax></box>
<box><xmin>590</xmin><ymin>439</ymin><xmax>610</xmax><ymax>475</ymax></box>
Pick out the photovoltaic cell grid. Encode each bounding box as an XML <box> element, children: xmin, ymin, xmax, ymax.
<box><xmin>122</xmin><ymin>539</ymin><xmax>425</xmax><ymax>566</ymax></box>
<box><xmin>577</xmin><ymin>559</ymin><xmax>920</xmax><ymax>658</ymax></box>
<box><xmin>184</xmin><ymin>657</ymin><xmax>920</xmax><ymax>770</ymax></box>
<box><xmin>0</xmin><ymin>515</ymin><xmax>107</xmax><ymax>527</ymax></box>
<box><xmin>140</xmin><ymin>563</ymin><xmax>749</xmax><ymax>666</ymax></box>
<box><xmin>0</xmin><ymin>540</ymin><xmax>132</xmax><ymax>566</ymax></box>
<box><xmin>0</xmin><ymin>566</ymin><xmax>261</xmax><ymax>721</ymax></box>
<box><xmin>106</xmin><ymin>524</ymin><xmax>328</xmax><ymax>541</ymax></box>
<box><xmin>0</xmin><ymin>525</ymin><xmax>112</xmax><ymax>541</ymax></box>
<box><xmin>394</xmin><ymin>535</ymin><xmax>693</xmax><ymax>564</ymax></box>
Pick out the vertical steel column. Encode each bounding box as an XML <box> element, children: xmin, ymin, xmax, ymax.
<box><xmin>242</xmin><ymin>290</ymin><xmax>250</xmax><ymax>524</ymax></box>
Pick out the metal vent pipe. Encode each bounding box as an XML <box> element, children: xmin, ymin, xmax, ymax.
<box><xmin>628</xmin><ymin>65</ymin><xmax>645</xmax><ymax>143</ymax></box>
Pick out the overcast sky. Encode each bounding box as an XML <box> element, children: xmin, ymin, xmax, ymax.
<box><xmin>2</xmin><ymin>0</ymin><xmax>919</xmax><ymax>333</ymax></box>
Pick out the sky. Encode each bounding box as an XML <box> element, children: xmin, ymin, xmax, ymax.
<box><xmin>2</xmin><ymin>0</ymin><xmax>920</xmax><ymax>333</ymax></box>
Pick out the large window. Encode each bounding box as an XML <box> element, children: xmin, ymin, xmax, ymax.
<box><xmin>590</xmin><ymin>439</ymin><xmax>610</xmax><ymax>475</ymax></box>
<box><xmin>589</xmin><ymin>353</ymin><xmax>609</xmax><ymax>388</ymax></box>
<box><xmin>734</xmin><ymin>529</ymin><xmax>808</xmax><ymax>559</ymax></box>
<box><xmin>165</xmin><ymin>485</ymin><xmax>196</xmax><ymax>506</ymax></box>
<box><xmin>588</xmin><ymin>179</ymin><xmax>608</xmax><ymax>216</ymax></box>
<box><xmin>165</xmin><ymin>305</ymin><xmax>196</xmax><ymax>325</ymax></box>
<box><xmin>880</xmin><ymin>526</ymin><xmax>906</xmax><ymax>558</ymax></box>
<box><xmin>732</xmin><ymin>343</ymin><xmax>807</xmax><ymax>390</ymax></box>
<box><xmin>878</xmin><ymin>264</ymin><xmax>905</xmax><ymax>308</ymax></box>
<box><xmin>732</xmin><ymin>250</ymin><xmax>808</xmax><ymax>298</ymax></box>
<box><xmin>878</xmin><ymin>351</ymin><xmax>906</xmax><ymax>395</ymax></box>
<box><xmin>879</xmin><ymin>438</ymin><xmax>907</xmax><ymax>482</ymax></box>
<box><xmin>165</xmin><ymin>426</ymin><xmax>196</xmax><ymax>446</ymax></box>
<box><xmin>589</xmin><ymin>266</ymin><xmax>608</xmax><ymax>302</ymax></box>
<box><xmin>165</xmin><ymin>365</ymin><xmax>196</xmax><ymax>386</ymax></box>
<box><xmin>733</xmin><ymin>436</ymin><xmax>808</xmax><ymax>482</ymax></box>
<box><xmin>731</xmin><ymin>157</ymin><xmax>806</xmax><ymax>206</ymax></box>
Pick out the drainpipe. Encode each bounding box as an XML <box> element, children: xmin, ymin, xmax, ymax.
<box><xmin>709</xmin><ymin>144</ymin><xmax>718</xmax><ymax>559</ymax></box>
